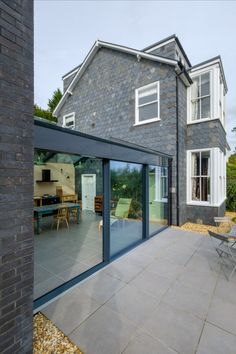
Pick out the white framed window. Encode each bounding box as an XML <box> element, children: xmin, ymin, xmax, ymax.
<box><xmin>134</xmin><ymin>81</ymin><xmax>160</xmax><ymax>126</ymax></box>
<box><xmin>155</xmin><ymin>166</ymin><xmax>168</xmax><ymax>202</ymax></box>
<box><xmin>63</xmin><ymin>112</ymin><xmax>75</xmax><ymax>130</ymax></box>
<box><xmin>191</xmin><ymin>71</ymin><xmax>211</xmax><ymax>121</ymax></box>
<box><xmin>187</xmin><ymin>148</ymin><xmax>226</xmax><ymax>206</ymax></box>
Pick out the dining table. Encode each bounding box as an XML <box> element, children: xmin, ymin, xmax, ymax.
<box><xmin>34</xmin><ymin>202</ymin><xmax>81</xmax><ymax>234</ymax></box>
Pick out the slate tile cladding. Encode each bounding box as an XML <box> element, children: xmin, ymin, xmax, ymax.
<box><xmin>58</xmin><ymin>41</ymin><xmax>227</xmax><ymax>226</ymax></box>
<box><xmin>0</xmin><ymin>1</ymin><xmax>34</xmax><ymax>353</ymax></box>
<box><xmin>58</xmin><ymin>47</ymin><xmax>179</xmax><ymax>224</ymax></box>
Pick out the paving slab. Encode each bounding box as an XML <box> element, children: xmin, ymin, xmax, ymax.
<box><xmin>70</xmin><ymin>305</ymin><xmax>137</xmax><ymax>354</ymax></box>
<box><xmin>142</xmin><ymin>301</ymin><xmax>204</xmax><ymax>354</ymax></box>
<box><xmin>197</xmin><ymin>322</ymin><xmax>236</xmax><ymax>354</ymax></box>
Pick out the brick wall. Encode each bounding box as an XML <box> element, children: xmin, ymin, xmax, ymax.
<box><xmin>0</xmin><ymin>0</ymin><xmax>34</xmax><ymax>353</ymax></box>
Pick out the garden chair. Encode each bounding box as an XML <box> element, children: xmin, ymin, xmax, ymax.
<box><xmin>98</xmin><ymin>198</ymin><xmax>132</xmax><ymax>235</ymax></box>
<box><xmin>208</xmin><ymin>230</ymin><xmax>236</xmax><ymax>280</ymax></box>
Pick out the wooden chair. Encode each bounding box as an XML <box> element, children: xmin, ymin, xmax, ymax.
<box><xmin>52</xmin><ymin>207</ymin><xmax>69</xmax><ymax>231</ymax></box>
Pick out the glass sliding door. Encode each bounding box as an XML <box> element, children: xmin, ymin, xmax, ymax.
<box><xmin>33</xmin><ymin>149</ymin><xmax>104</xmax><ymax>299</ymax></box>
<box><xmin>110</xmin><ymin>161</ymin><xmax>143</xmax><ymax>257</ymax></box>
<box><xmin>149</xmin><ymin>165</ymin><xmax>169</xmax><ymax>236</ymax></box>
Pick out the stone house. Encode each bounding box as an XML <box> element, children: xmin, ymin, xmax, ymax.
<box><xmin>53</xmin><ymin>35</ymin><xmax>228</xmax><ymax>225</ymax></box>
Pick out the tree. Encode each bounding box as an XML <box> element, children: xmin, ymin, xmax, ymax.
<box><xmin>48</xmin><ymin>88</ymin><xmax>63</xmax><ymax>113</ymax></box>
<box><xmin>34</xmin><ymin>88</ymin><xmax>62</xmax><ymax>123</ymax></box>
<box><xmin>226</xmin><ymin>153</ymin><xmax>236</xmax><ymax>211</ymax></box>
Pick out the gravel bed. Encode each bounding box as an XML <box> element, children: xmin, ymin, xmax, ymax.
<box><xmin>33</xmin><ymin>312</ymin><xmax>83</xmax><ymax>354</ymax></box>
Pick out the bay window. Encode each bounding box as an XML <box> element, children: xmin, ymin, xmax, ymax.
<box><xmin>187</xmin><ymin>148</ymin><xmax>226</xmax><ymax>206</ymax></box>
<box><xmin>191</xmin><ymin>72</ymin><xmax>211</xmax><ymax>121</ymax></box>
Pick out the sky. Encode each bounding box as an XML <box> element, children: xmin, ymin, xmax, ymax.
<box><xmin>34</xmin><ymin>0</ymin><xmax>236</xmax><ymax>151</ymax></box>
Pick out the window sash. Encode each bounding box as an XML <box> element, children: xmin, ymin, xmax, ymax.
<box><xmin>191</xmin><ymin>72</ymin><xmax>211</xmax><ymax>121</ymax></box>
<box><xmin>136</xmin><ymin>82</ymin><xmax>159</xmax><ymax>123</ymax></box>
<box><xmin>190</xmin><ymin>151</ymin><xmax>211</xmax><ymax>203</ymax></box>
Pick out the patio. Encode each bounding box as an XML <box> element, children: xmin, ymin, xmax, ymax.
<box><xmin>41</xmin><ymin>228</ymin><xmax>236</xmax><ymax>354</ymax></box>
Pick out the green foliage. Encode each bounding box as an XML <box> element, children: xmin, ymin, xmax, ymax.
<box><xmin>226</xmin><ymin>153</ymin><xmax>236</xmax><ymax>211</ymax></box>
<box><xmin>34</xmin><ymin>88</ymin><xmax>62</xmax><ymax>123</ymax></box>
<box><xmin>48</xmin><ymin>88</ymin><xmax>63</xmax><ymax>113</ymax></box>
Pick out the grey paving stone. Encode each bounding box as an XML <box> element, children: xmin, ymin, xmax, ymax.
<box><xmin>143</xmin><ymin>301</ymin><xmax>204</xmax><ymax>354</ymax></box>
<box><xmin>104</xmin><ymin>258</ymin><xmax>143</xmax><ymax>283</ymax></box>
<box><xmin>79</xmin><ymin>271</ymin><xmax>125</xmax><ymax>304</ymax></box>
<box><xmin>129</xmin><ymin>269</ymin><xmax>172</xmax><ymax>298</ymax></box>
<box><xmin>123</xmin><ymin>330</ymin><xmax>177</xmax><ymax>354</ymax></box>
<box><xmin>69</xmin><ymin>305</ymin><xmax>137</xmax><ymax>354</ymax></box>
<box><xmin>146</xmin><ymin>258</ymin><xmax>184</xmax><ymax>279</ymax></box>
<box><xmin>163</xmin><ymin>280</ymin><xmax>211</xmax><ymax>320</ymax></box>
<box><xmin>197</xmin><ymin>322</ymin><xmax>236</xmax><ymax>354</ymax></box>
<box><xmin>106</xmin><ymin>283</ymin><xmax>158</xmax><ymax>326</ymax></box>
<box><xmin>214</xmin><ymin>276</ymin><xmax>236</xmax><ymax>305</ymax></box>
<box><xmin>207</xmin><ymin>296</ymin><xmax>236</xmax><ymax>336</ymax></box>
<box><xmin>42</xmin><ymin>287</ymin><xmax>102</xmax><ymax>335</ymax></box>
<box><xmin>177</xmin><ymin>268</ymin><xmax>218</xmax><ymax>295</ymax></box>
<box><xmin>34</xmin><ymin>263</ymin><xmax>54</xmax><ymax>284</ymax></box>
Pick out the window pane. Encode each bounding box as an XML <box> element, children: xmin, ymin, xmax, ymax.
<box><xmin>192</xmin><ymin>177</ymin><xmax>200</xmax><ymax>201</ymax></box>
<box><xmin>201</xmin><ymin>73</ymin><xmax>210</xmax><ymax>96</ymax></box>
<box><xmin>149</xmin><ymin>165</ymin><xmax>169</xmax><ymax>236</ymax></box>
<box><xmin>201</xmin><ymin>177</ymin><xmax>210</xmax><ymax>201</ymax></box>
<box><xmin>191</xmin><ymin>152</ymin><xmax>200</xmax><ymax>176</ymax></box>
<box><xmin>139</xmin><ymin>102</ymin><xmax>158</xmax><ymax>121</ymax></box>
<box><xmin>201</xmin><ymin>96</ymin><xmax>210</xmax><ymax>118</ymax></box>
<box><xmin>192</xmin><ymin>77</ymin><xmax>200</xmax><ymax>98</ymax></box>
<box><xmin>201</xmin><ymin>151</ymin><xmax>210</xmax><ymax>175</ymax></box>
<box><xmin>139</xmin><ymin>93</ymin><xmax>157</xmax><ymax>105</ymax></box>
<box><xmin>192</xmin><ymin>99</ymin><xmax>200</xmax><ymax>120</ymax></box>
<box><xmin>110</xmin><ymin>161</ymin><xmax>143</xmax><ymax>257</ymax></box>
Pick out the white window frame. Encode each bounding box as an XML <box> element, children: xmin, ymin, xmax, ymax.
<box><xmin>187</xmin><ymin>148</ymin><xmax>226</xmax><ymax>207</ymax></box>
<box><xmin>188</xmin><ymin>68</ymin><xmax>213</xmax><ymax>124</ymax></box>
<box><xmin>134</xmin><ymin>81</ymin><xmax>160</xmax><ymax>126</ymax></box>
<box><xmin>154</xmin><ymin>166</ymin><xmax>168</xmax><ymax>203</ymax></box>
<box><xmin>63</xmin><ymin>112</ymin><xmax>75</xmax><ymax>130</ymax></box>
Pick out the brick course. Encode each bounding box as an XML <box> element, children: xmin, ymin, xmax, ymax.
<box><xmin>0</xmin><ymin>0</ymin><xmax>34</xmax><ymax>353</ymax></box>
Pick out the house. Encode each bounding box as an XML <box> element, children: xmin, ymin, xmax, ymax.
<box><xmin>53</xmin><ymin>35</ymin><xmax>229</xmax><ymax>226</ymax></box>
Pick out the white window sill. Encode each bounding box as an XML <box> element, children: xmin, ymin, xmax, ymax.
<box><xmin>187</xmin><ymin>201</ymin><xmax>211</xmax><ymax>207</ymax></box>
<box><xmin>134</xmin><ymin>118</ymin><xmax>160</xmax><ymax>126</ymax></box>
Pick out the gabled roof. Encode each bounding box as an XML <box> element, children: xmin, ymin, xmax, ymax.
<box><xmin>189</xmin><ymin>56</ymin><xmax>228</xmax><ymax>93</ymax></box>
<box><xmin>53</xmin><ymin>39</ymin><xmax>182</xmax><ymax>117</ymax></box>
<box><xmin>143</xmin><ymin>34</ymin><xmax>192</xmax><ymax>68</ymax></box>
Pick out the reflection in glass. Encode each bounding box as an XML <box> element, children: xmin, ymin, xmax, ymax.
<box><xmin>33</xmin><ymin>149</ymin><xmax>103</xmax><ymax>299</ymax></box>
<box><xmin>149</xmin><ymin>165</ymin><xmax>169</xmax><ymax>235</ymax></box>
<box><xmin>110</xmin><ymin>161</ymin><xmax>143</xmax><ymax>257</ymax></box>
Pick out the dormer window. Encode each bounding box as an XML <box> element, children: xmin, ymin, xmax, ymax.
<box><xmin>191</xmin><ymin>71</ymin><xmax>211</xmax><ymax>121</ymax></box>
<box><xmin>63</xmin><ymin>112</ymin><xmax>75</xmax><ymax>130</ymax></box>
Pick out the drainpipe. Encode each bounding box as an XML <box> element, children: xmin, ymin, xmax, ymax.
<box><xmin>175</xmin><ymin>75</ymin><xmax>180</xmax><ymax>226</ymax></box>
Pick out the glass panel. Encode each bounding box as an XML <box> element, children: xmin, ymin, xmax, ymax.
<box><xmin>192</xmin><ymin>77</ymin><xmax>200</xmax><ymax>98</ymax></box>
<box><xmin>201</xmin><ymin>177</ymin><xmax>210</xmax><ymax>201</ymax></box>
<box><xmin>139</xmin><ymin>93</ymin><xmax>157</xmax><ymax>105</ymax></box>
<box><xmin>34</xmin><ymin>149</ymin><xmax>103</xmax><ymax>299</ymax></box>
<box><xmin>191</xmin><ymin>177</ymin><xmax>200</xmax><ymax>201</ymax></box>
<box><xmin>139</xmin><ymin>102</ymin><xmax>158</xmax><ymax>121</ymax></box>
<box><xmin>191</xmin><ymin>152</ymin><xmax>200</xmax><ymax>176</ymax></box>
<box><xmin>201</xmin><ymin>72</ymin><xmax>210</xmax><ymax>96</ymax></box>
<box><xmin>110</xmin><ymin>161</ymin><xmax>143</xmax><ymax>257</ymax></box>
<box><xmin>201</xmin><ymin>151</ymin><xmax>210</xmax><ymax>176</ymax></box>
<box><xmin>149</xmin><ymin>165</ymin><xmax>169</xmax><ymax>236</ymax></box>
<box><xmin>192</xmin><ymin>99</ymin><xmax>200</xmax><ymax>121</ymax></box>
<box><xmin>201</xmin><ymin>96</ymin><xmax>210</xmax><ymax>118</ymax></box>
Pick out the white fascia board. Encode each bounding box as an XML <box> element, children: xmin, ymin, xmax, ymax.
<box><xmin>98</xmin><ymin>41</ymin><xmax>177</xmax><ymax>66</ymax></box>
<box><xmin>53</xmin><ymin>40</ymin><xmax>177</xmax><ymax>117</ymax></box>
<box><xmin>144</xmin><ymin>38</ymin><xmax>175</xmax><ymax>53</ymax></box>
<box><xmin>62</xmin><ymin>68</ymin><xmax>80</xmax><ymax>81</ymax></box>
<box><xmin>53</xmin><ymin>41</ymin><xmax>100</xmax><ymax>117</ymax></box>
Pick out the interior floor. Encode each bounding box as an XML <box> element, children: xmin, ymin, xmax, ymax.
<box><xmin>34</xmin><ymin>210</ymin><xmax>103</xmax><ymax>299</ymax></box>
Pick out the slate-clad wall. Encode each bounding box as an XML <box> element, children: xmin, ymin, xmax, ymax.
<box><xmin>0</xmin><ymin>1</ymin><xmax>34</xmax><ymax>353</ymax></box>
<box><xmin>63</xmin><ymin>72</ymin><xmax>77</xmax><ymax>93</ymax></box>
<box><xmin>147</xmin><ymin>41</ymin><xmax>177</xmax><ymax>60</ymax></box>
<box><xmin>186</xmin><ymin>201</ymin><xmax>226</xmax><ymax>226</ymax></box>
<box><xmin>58</xmin><ymin>47</ymin><xmax>178</xmax><ymax>224</ymax></box>
<box><xmin>186</xmin><ymin>119</ymin><xmax>227</xmax><ymax>153</ymax></box>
